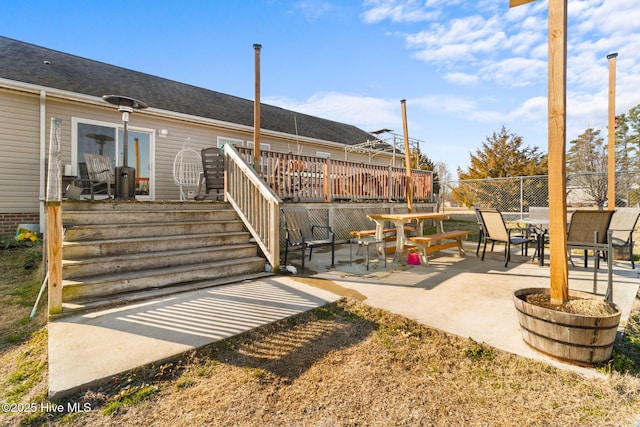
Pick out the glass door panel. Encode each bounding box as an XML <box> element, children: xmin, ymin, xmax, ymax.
<box><xmin>76</xmin><ymin>124</ymin><xmax>117</xmax><ymax>197</ymax></box>
<box><xmin>118</xmin><ymin>129</ymin><xmax>151</xmax><ymax>196</ymax></box>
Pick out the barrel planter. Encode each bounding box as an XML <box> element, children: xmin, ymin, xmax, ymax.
<box><xmin>513</xmin><ymin>287</ymin><xmax>621</xmax><ymax>366</ymax></box>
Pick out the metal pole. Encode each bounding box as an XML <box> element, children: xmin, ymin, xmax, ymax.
<box><xmin>123</xmin><ymin>112</ymin><xmax>129</xmax><ymax>167</ymax></box>
<box><xmin>400</xmin><ymin>100</ymin><xmax>412</xmax><ymax>213</ymax></box>
<box><xmin>607</xmin><ymin>52</ymin><xmax>618</xmax><ymax>210</ymax></box>
<box><xmin>520</xmin><ymin>176</ymin><xmax>524</xmax><ymax>220</ymax></box>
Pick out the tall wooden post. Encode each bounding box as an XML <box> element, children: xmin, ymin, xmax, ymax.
<box><xmin>548</xmin><ymin>0</ymin><xmax>569</xmax><ymax>304</ymax></box>
<box><xmin>607</xmin><ymin>52</ymin><xmax>618</xmax><ymax>210</ymax></box>
<box><xmin>253</xmin><ymin>44</ymin><xmax>262</xmax><ymax>174</ymax></box>
<box><xmin>400</xmin><ymin>100</ymin><xmax>413</xmax><ymax>213</ymax></box>
<box><xmin>47</xmin><ymin>118</ymin><xmax>63</xmax><ymax>314</ymax></box>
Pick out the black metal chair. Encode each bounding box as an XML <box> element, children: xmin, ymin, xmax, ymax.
<box><xmin>472</xmin><ymin>206</ymin><xmax>486</xmax><ymax>256</ymax></box>
<box><xmin>282</xmin><ymin>206</ymin><xmax>335</xmax><ymax>272</ymax></box>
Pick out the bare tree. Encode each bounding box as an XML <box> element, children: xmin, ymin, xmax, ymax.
<box><xmin>434</xmin><ymin>162</ymin><xmax>451</xmax><ymax>212</ymax></box>
<box><xmin>567</xmin><ymin>128</ymin><xmax>608</xmax><ymax>208</ymax></box>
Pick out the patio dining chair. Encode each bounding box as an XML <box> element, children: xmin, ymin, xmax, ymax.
<box><xmin>282</xmin><ymin>205</ymin><xmax>335</xmax><ymax>272</ymax></box>
<box><xmin>607</xmin><ymin>208</ymin><xmax>640</xmax><ymax>269</ymax></box>
<box><xmin>477</xmin><ymin>208</ymin><xmax>533</xmax><ymax>267</ymax></box>
<box><xmin>567</xmin><ymin>210</ymin><xmax>614</xmax><ymax>269</ymax></box>
<box><xmin>472</xmin><ymin>206</ymin><xmax>486</xmax><ymax>256</ymax></box>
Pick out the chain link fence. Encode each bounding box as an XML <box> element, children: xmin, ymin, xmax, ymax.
<box><xmin>445</xmin><ymin>171</ymin><xmax>640</xmax><ymax>221</ymax></box>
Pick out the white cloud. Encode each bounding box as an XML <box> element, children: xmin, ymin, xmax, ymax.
<box><xmin>480</xmin><ymin>57</ymin><xmax>547</xmax><ymax>87</ymax></box>
<box><xmin>510</xmin><ymin>96</ymin><xmax>547</xmax><ymax>122</ymax></box>
<box><xmin>361</xmin><ymin>0</ymin><xmax>440</xmax><ymax>23</ymax></box>
<box><xmin>444</xmin><ymin>72</ymin><xmax>479</xmax><ymax>85</ymax></box>
<box><xmin>263</xmin><ymin>92</ymin><xmax>399</xmax><ymax>132</ymax></box>
<box><xmin>289</xmin><ymin>1</ymin><xmax>332</xmax><ymax>20</ymax></box>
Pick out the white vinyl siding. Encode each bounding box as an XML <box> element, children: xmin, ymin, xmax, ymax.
<box><xmin>0</xmin><ymin>90</ymin><xmax>41</xmax><ymax>212</ymax></box>
<box><xmin>1</xmin><ymin>85</ymin><xmax>402</xmax><ymax>211</ymax></box>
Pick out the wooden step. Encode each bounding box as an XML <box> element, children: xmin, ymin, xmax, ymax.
<box><xmin>62</xmin><ymin>200</ymin><xmax>227</xmax><ymax>212</ymax></box>
<box><xmin>62</xmin><ymin>231</ymin><xmax>251</xmax><ymax>259</ymax></box>
<box><xmin>62</xmin><ymin>244</ymin><xmax>257</xmax><ymax>279</ymax></box>
<box><xmin>64</xmin><ymin>220</ymin><xmax>243</xmax><ymax>241</ymax></box>
<box><xmin>62</xmin><ymin>256</ymin><xmax>267</xmax><ymax>302</ymax></box>
<box><xmin>58</xmin><ymin>272</ymin><xmax>273</xmax><ymax>317</ymax></box>
<box><xmin>63</xmin><ymin>208</ymin><xmax>239</xmax><ymax>225</ymax></box>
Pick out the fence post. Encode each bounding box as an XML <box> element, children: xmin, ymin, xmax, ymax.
<box><xmin>520</xmin><ymin>176</ymin><xmax>524</xmax><ymax>220</ymax></box>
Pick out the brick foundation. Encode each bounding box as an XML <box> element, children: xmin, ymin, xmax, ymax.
<box><xmin>0</xmin><ymin>212</ymin><xmax>40</xmax><ymax>239</ymax></box>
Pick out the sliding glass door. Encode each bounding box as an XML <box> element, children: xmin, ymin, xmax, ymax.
<box><xmin>73</xmin><ymin>118</ymin><xmax>154</xmax><ymax>199</ymax></box>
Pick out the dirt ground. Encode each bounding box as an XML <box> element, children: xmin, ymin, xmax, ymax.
<box><xmin>2</xmin><ymin>246</ymin><xmax>640</xmax><ymax>426</ymax></box>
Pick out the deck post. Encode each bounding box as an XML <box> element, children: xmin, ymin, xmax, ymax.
<box><xmin>46</xmin><ymin>118</ymin><xmax>63</xmax><ymax>314</ymax></box>
<box><xmin>607</xmin><ymin>52</ymin><xmax>618</xmax><ymax>210</ymax></box>
<box><xmin>547</xmin><ymin>0</ymin><xmax>569</xmax><ymax>304</ymax></box>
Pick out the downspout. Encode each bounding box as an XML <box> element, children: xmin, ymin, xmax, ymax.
<box><xmin>39</xmin><ymin>90</ymin><xmax>48</xmax><ymax>281</ymax></box>
<box><xmin>39</xmin><ymin>90</ymin><xmax>47</xmax><ymax>234</ymax></box>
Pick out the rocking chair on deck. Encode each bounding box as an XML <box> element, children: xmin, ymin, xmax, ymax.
<box><xmin>77</xmin><ymin>153</ymin><xmax>114</xmax><ymax>200</ymax></box>
<box><xmin>196</xmin><ymin>147</ymin><xmax>225</xmax><ymax>201</ymax></box>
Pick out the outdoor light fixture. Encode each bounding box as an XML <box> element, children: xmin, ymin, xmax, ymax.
<box><xmin>102</xmin><ymin>95</ymin><xmax>148</xmax><ymax>200</ymax></box>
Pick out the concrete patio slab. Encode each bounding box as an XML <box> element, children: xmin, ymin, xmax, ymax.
<box><xmin>48</xmin><ymin>277</ymin><xmax>341</xmax><ymax>399</ymax></box>
<box><xmin>306</xmin><ymin>242</ymin><xmax>639</xmax><ymax>377</ymax></box>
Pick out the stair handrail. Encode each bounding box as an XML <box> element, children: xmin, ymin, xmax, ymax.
<box><xmin>223</xmin><ymin>144</ymin><xmax>282</xmax><ymax>272</ymax></box>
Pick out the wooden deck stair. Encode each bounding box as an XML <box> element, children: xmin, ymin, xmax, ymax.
<box><xmin>60</xmin><ymin>200</ymin><xmax>270</xmax><ymax>314</ymax></box>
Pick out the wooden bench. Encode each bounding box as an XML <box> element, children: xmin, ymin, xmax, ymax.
<box><xmin>407</xmin><ymin>230</ymin><xmax>470</xmax><ymax>265</ymax></box>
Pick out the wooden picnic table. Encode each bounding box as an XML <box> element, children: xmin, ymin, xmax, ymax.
<box><xmin>367</xmin><ymin>212</ymin><xmax>451</xmax><ymax>263</ymax></box>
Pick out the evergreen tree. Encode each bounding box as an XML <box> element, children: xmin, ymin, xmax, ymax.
<box><xmin>452</xmin><ymin>126</ymin><xmax>547</xmax><ymax>208</ymax></box>
<box><xmin>411</xmin><ymin>147</ymin><xmax>439</xmax><ymax>200</ymax></box>
<box><xmin>458</xmin><ymin>126</ymin><xmax>547</xmax><ymax>180</ymax></box>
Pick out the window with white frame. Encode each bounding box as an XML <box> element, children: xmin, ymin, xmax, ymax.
<box><xmin>246</xmin><ymin>141</ymin><xmax>271</xmax><ymax>151</ymax></box>
<box><xmin>217</xmin><ymin>137</ymin><xmax>243</xmax><ymax>148</ymax></box>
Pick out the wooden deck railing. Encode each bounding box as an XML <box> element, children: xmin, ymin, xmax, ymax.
<box><xmin>223</xmin><ymin>144</ymin><xmax>281</xmax><ymax>272</ymax></box>
<box><xmin>236</xmin><ymin>147</ymin><xmax>433</xmax><ymax>202</ymax></box>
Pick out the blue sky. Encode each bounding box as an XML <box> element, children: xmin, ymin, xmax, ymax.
<box><xmin>2</xmin><ymin>0</ymin><xmax>639</xmax><ymax>174</ymax></box>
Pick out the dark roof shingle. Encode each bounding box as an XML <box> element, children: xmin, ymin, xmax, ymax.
<box><xmin>0</xmin><ymin>36</ymin><xmax>378</xmax><ymax>146</ymax></box>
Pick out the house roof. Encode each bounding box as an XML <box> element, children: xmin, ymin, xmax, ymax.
<box><xmin>0</xmin><ymin>36</ymin><xmax>379</xmax><ymax>147</ymax></box>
